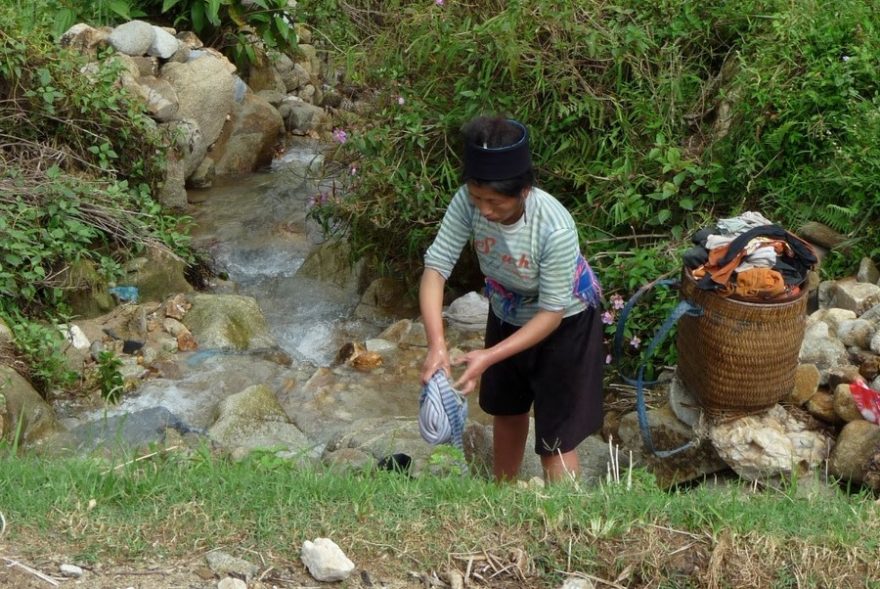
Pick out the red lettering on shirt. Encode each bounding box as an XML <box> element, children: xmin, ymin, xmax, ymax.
<box><xmin>517</xmin><ymin>254</ymin><xmax>530</xmax><ymax>268</ymax></box>
<box><xmin>474</xmin><ymin>237</ymin><xmax>496</xmax><ymax>254</ymax></box>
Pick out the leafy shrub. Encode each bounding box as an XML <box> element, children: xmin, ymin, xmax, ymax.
<box><xmin>31</xmin><ymin>0</ymin><xmax>298</xmax><ymax>71</ymax></box>
<box><xmin>0</xmin><ymin>7</ymin><xmax>190</xmax><ymax>392</ymax></box>
<box><xmin>147</xmin><ymin>0</ymin><xmax>299</xmax><ymax>71</ymax></box>
<box><xmin>5</xmin><ymin>313</ymin><xmax>78</xmax><ymax>394</ymax></box>
<box><xmin>305</xmin><ymin>0</ymin><xmax>756</xmax><ymax>274</ymax></box>
<box><xmin>305</xmin><ymin>0</ymin><xmax>880</xmax><ymax>368</ymax></box>
<box><xmin>714</xmin><ymin>0</ymin><xmax>880</xmax><ymax>267</ymax></box>
<box><xmin>96</xmin><ymin>351</ymin><xmax>124</xmax><ymax>403</ymax></box>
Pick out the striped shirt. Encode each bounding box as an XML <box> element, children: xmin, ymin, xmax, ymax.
<box><xmin>425</xmin><ymin>186</ymin><xmax>590</xmax><ymax>325</ymax></box>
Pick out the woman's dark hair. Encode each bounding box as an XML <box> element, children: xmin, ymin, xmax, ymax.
<box><xmin>460</xmin><ymin>116</ymin><xmax>535</xmax><ymax>197</ymax></box>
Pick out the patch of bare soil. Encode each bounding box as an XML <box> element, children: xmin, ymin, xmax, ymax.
<box><xmin>0</xmin><ymin>554</ymin><xmax>429</xmax><ymax>589</ymax></box>
<box><xmin>0</xmin><ymin>543</ymin><xmax>559</xmax><ymax>589</ymax></box>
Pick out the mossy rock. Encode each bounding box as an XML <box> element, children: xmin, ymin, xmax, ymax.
<box><xmin>0</xmin><ymin>366</ymin><xmax>60</xmax><ymax>445</ymax></box>
<box><xmin>62</xmin><ymin>259</ymin><xmax>115</xmax><ymax>319</ymax></box>
<box><xmin>124</xmin><ymin>246</ymin><xmax>193</xmax><ymax>304</ymax></box>
<box><xmin>183</xmin><ymin>294</ymin><xmax>277</xmax><ymax>351</ymax></box>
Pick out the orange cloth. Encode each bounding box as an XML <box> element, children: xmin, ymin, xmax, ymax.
<box><xmin>730</xmin><ymin>268</ymin><xmax>786</xmax><ymax>300</ymax></box>
<box><xmin>704</xmin><ymin>244</ymin><xmax>747</xmax><ymax>286</ymax></box>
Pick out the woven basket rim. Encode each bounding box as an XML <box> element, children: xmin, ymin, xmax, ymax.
<box><xmin>681</xmin><ymin>268</ymin><xmax>807</xmax><ymax>310</ymax></box>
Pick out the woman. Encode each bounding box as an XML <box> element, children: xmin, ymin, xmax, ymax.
<box><xmin>419</xmin><ymin>116</ymin><xmax>605</xmax><ymax>483</ymax></box>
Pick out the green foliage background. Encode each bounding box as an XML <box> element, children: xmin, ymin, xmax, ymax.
<box><xmin>0</xmin><ymin>4</ymin><xmax>188</xmax><ymax>390</ymax></box>
<box><xmin>14</xmin><ymin>0</ymin><xmax>298</xmax><ymax>71</ymax></box>
<box><xmin>2</xmin><ymin>0</ymin><xmax>879</xmax><ymax>387</ymax></box>
<box><xmin>302</xmin><ymin>0</ymin><xmax>880</xmax><ymax>369</ymax></box>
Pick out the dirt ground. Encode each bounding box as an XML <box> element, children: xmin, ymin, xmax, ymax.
<box><xmin>0</xmin><ymin>556</ymin><xmax>429</xmax><ymax>589</ymax></box>
<box><xmin>0</xmin><ymin>551</ymin><xmax>502</xmax><ymax>589</ymax></box>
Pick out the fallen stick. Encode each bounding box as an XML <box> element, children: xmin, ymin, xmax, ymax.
<box><xmin>101</xmin><ymin>445</ymin><xmax>181</xmax><ymax>475</ymax></box>
<box><xmin>3</xmin><ymin>557</ymin><xmax>61</xmax><ymax>586</ymax></box>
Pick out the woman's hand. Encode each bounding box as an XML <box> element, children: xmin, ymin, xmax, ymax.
<box><xmin>421</xmin><ymin>344</ymin><xmax>450</xmax><ymax>384</ymax></box>
<box><xmin>449</xmin><ymin>309</ymin><xmax>565</xmax><ymax>394</ymax></box>
<box><xmin>452</xmin><ymin>348</ymin><xmax>494</xmax><ymax>394</ymax></box>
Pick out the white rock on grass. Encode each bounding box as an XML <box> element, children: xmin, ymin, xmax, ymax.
<box><xmin>217</xmin><ymin>577</ymin><xmax>247</xmax><ymax>589</ymax></box>
<box><xmin>59</xmin><ymin>564</ymin><xmax>84</xmax><ymax>577</ymax></box>
<box><xmin>559</xmin><ymin>577</ymin><xmax>596</xmax><ymax>589</ymax></box>
<box><xmin>301</xmin><ymin>537</ymin><xmax>355</xmax><ymax>582</ymax></box>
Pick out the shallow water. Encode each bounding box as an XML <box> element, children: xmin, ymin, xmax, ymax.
<box><xmin>186</xmin><ymin>153</ymin><xmax>378</xmax><ymax>367</ymax></box>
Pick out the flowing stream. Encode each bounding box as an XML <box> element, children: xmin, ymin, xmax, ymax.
<box><xmin>186</xmin><ymin>144</ymin><xmax>373</xmax><ymax>367</ymax></box>
<box><xmin>67</xmin><ymin>140</ymin><xmax>491</xmax><ymax>454</ymax></box>
<box><xmin>72</xmin><ymin>142</ymin><xmax>406</xmax><ymax>437</ymax></box>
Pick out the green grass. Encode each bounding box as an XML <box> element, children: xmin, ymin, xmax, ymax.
<box><xmin>1</xmin><ymin>446</ymin><xmax>878</xmax><ymax>587</ymax></box>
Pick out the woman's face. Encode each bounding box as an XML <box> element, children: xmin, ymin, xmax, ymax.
<box><xmin>466</xmin><ymin>182</ymin><xmax>528</xmax><ymax>225</ymax></box>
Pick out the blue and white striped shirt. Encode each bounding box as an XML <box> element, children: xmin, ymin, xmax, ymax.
<box><xmin>425</xmin><ymin>186</ymin><xmax>596</xmax><ymax>325</ymax></box>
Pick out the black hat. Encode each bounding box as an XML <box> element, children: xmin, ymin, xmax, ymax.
<box><xmin>463</xmin><ymin>119</ymin><xmax>532</xmax><ymax>181</ymax></box>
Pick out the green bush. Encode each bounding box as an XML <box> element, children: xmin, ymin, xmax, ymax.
<box><xmin>305</xmin><ymin>0</ymin><xmax>880</xmax><ymax>369</ymax></box>
<box><xmin>717</xmin><ymin>0</ymin><xmax>880</xmax><ymax>253</ymax></box>
<box><xmin>145</xmin><ymin>0</ymin><xmax>299</xmax><ymax>71</ymax></box>
<box><xmin>0</xmin><ymin>6</ymin><xmax>190</xmax><ymax>392</ymax></box>
<box><xmin>27</xmin><ymin>0</ymin><xmax>298</xmax><ymax>71</ymax></box>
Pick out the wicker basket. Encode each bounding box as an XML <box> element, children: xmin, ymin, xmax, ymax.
<box><xmin>675</xmin><ymin>270</ymin><xmax>808</xmax><ymax>419</ymax></box>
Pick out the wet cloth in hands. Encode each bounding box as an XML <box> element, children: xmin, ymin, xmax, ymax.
<box><xmin>419</xmin><ymin>370</ymin><xmax>468</xmax><ymax>449</ymax></box>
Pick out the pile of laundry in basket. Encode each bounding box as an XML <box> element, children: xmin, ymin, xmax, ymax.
<box><xmin>681</xmin><ymin>211</ymin><xmax>818</xmax><ymax>302</ymax></box>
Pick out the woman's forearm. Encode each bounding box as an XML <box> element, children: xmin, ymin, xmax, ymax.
<box><xmin>419</xmin><ymin>267</ymin><xmax>447</xmax><ymax>348</ymax></box>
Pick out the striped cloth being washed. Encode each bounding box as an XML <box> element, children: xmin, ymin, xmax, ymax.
<box><xmin>419</xmin><ymin>370</ymin><xmax>468</xmax><ymax>450</ymax></box>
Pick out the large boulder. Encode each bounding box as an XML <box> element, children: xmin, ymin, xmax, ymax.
<box><xmin>325</xmin><ymin>417</ymin><xmax>430</xmax><ymax>473</ymax></box>
<box><xmin>0</xmin><ymin>366</ymin><xmax>60</xmax><ymax>446</ymax></box>
<box><xmin>829</xmin><ymin>420</ymin><xmax>880</xmax><ymax>489</ymax></box>
<box><xmin>828</xmin><ymin>278</ymin><xmax>880</xmax><ymax>316</ymax></box>
<box><xmin>296</xmin><ymin>239</ymin><xmax>364</xmax><ymax>291</ymax></box>
<box><xmin>708</xmin><ymin>404</ymin><xmax>830</xmax><ymax>480</ymax></box>
<box><xmin>161</xmin><ymin>117</ymin><xmax>208</xmax><ymax>180</ymax></box>
<box><xmin>183</xmin><ymin>294</ymin><xmax>277</xmax><ymax>351</ymax></box>
<box><xmin>108</xmin><ymin>20</ymin><xmax>155</xmax><ymax>56</ymax></box>
<box><xmin>354</xmin><ymin>277</ymin><xmax>415</xmax><ymax>322</ymax></box>
<box><xmin>617</xmin><ymin>404</ymin><xmax>727</xmax><ymax>487</ymax></box>
<box><xmin>208</xmin><ymin>384</ymin><xmax>312</xmax><ymax>458</ymax></box>
<box><xmin>211</xmin><ymin>92</ymin><xmax>284</xmax><ymax>175</ymax></box>
<box><xmin>246</xmin><ymin>55</ymin><xmax>287</xmax><ymax>94</ymax></box>
<box><xmin>160</xmin><ymin>52</ymin><xmax>236</xmax><ymax>148</ymax></box>
<box><xmin>59</xmin><ymin>23</ymin><xmax>110</xmax><ymax>56</ymax></box>
<box><xmin>60</xmin><ymin>258</ymin><xmax>115</xmax><ymax>319</ymax></box>
<box><xmin>123</xmin><ymin>246</ymin><xmax>193</xmax><ymax>303</ymax></box>
<box><xmin>278</xmin><ymin>99</ymin><xmax>327</xmax><ymax>134</ymax></box>
<box><xmin>132</xmin><ymin>75</ymin><xmax>179</xmax><ymax>122</ymax></box>
<box><xmin>148</xmin><ymin>25</ymin><xmax>179</xmax><ymax>59</ymax></box>
<box><xmin>799</xmin><ymin>321</ymin><xmax>849</xmax><ymax>382</ymax></box>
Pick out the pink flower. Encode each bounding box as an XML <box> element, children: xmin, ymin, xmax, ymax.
<box><xmin>397</xmin><ymin>95</ymin><xmax>405</xmax><ymax>105</ymax></box>
<box><xmin>332</xmin><ymin>128</ymin><xmax>348</xmax><ymax>143</ymax></box>
<box><xmin>610</xmin><ymin>293</ymin><xmax>625</xmax><ymax>310</ymax></box>
<box><xmin>435</xmin><ymin>0</ymin><xmax>444</xmax><ymax>5</ymax></box>
<box><xmin>601</xmin><ymin>310</ymin><xmax>615</xmax><ymax>325</ymax></box>
<box><xmin>630</xmin><ymin>335</ymin><xmax>642</xmax><ymax>349</ymax></box>
<box><xmin>605</xmin><ymin>354</ymin><xmax>613</xmax><ymax>365</ymax></box>
<box><xmin>350</xmin><ymin>166</ymin><xmax>358</xmax><ymax>176</ymax></box>
<box><xmin>308</xmin><ymin>192</ymin><xmax>329</xmax><ymax>208</ymax></box>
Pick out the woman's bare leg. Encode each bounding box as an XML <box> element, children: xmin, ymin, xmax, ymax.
<box><xmin>541</xmin><ymin>450</ymin><xmax>580</xmax><ymax>483</ymax></box>
<box><xmin>493</xmin><ymin>413</ymin><xmax>530</xmax><ymax>482</ymax></box>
